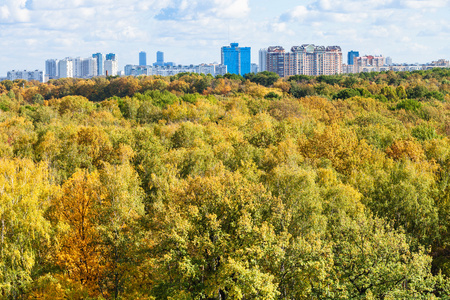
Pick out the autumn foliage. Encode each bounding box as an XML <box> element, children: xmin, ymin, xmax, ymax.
<box><xmin>1</xmin><ymin>69</ymin><xmax>450</xmax><ymax>299</ymax></box>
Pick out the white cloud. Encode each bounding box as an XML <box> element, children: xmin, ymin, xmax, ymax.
<box><xmin>213</xmin><ymin>0</ymin><xmax>250</xmax><ymax>18</ymax></box>
<box><xmin>397</xmin><ymin>0</ymin><xmax>450</xmax><ymax>9</ymax></box>
<box><xmin>0</xmin><ymin>0</ymin><xmax>30</xmax><ymax>22</ymax></box>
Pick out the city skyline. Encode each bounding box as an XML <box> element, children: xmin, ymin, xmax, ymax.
<box><xmin>0</xmin><ymin>0</ymin><xmax>448</xmax><ymax>76</ymax></box>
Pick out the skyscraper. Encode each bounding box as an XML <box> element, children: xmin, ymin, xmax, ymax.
<box><xmin>106</xmin><ymin>53</ymin><xmax>116</xmax><ymax>61</ymax></box>
<box><xmin>139</xmin><ymin>51</ymin><xmax>147</xmax><ymax>66</ymax></box>
<box><xmin>156</xmin><ymin>51</ymin><xmax>164</xmax><ymax>66</ymax></box>
<box><xmin>45</xmin><ymin>59</ymin><xmax>59</xmax><ymax>79</ymax></box>
<box><xmin>259</xmin><ymin>49</ymin><xmax>268</xmax><ymax>72</ymax></box>
<box><xmin>58</xmin><ymin>58</ymin><xmax>73</xmax><ymax>78</ymax></box>
<box><xmin>104</xmin><ymin>60</ymin><xmax>118</xmax><ymax>76</ymax></box>
<box><xmin>221</xmin><ymin>43</ymin><xmax>251</xmax><ymax>76</ymax></box>
<box><xmin>104</xmin><ymin>53</ymin><xmax>118</xmax><ymax>76</ymax></box>
<box><xmin>348</xmin><ymin>50</ymin><xmax>359</xmax><ymax>65</ymax></box>
<box><xmin>92</xmin><ymin>53</ymin><xmax>103</xmax><ymax>76</ymax></box>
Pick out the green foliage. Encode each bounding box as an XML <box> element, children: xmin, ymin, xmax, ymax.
<box><xmin>32</xmin><ymin>93</ymin><xmax>44</xmax><ymax>105</ymax></box>
<box><xmin>245</xmin><ymin>71</ymin><xmax>280</xmax><ymax>87</ymax></box>
<box><xmin>264</xmin><ymin>91</ymin><xmax>281</xmax><ymax>100</ymax></box>
<box><xmin>181</xmin><ymin>93</ymin><xmax>199</xmax><ymax>104</ymax></box>
<box><xmin>411</xmin><ymin>123</ymin><xmax>439</xmax><ymax>141</ymax></box>
<box><xmin>290</xmin><ymin>82</ymin><xmax>315</xmax><ymax>98</ymax></box>
<box><xmin>333</xmin><ymin>88</ymin><xmax>361</xmax><ymax>100</ymax></box>
<box><xmin>396</xmin><ymin>99</ymin><xmax>422</xmax><ymax>112</ymax></box>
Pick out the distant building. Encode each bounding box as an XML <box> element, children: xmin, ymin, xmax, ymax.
<box><xmin>266</xmin><ymin>46</ymin><xmax>287</xmax><ymax>77</ymax></box>
<box><xmin>266</xmin><ymin>44</ymin><xmax>342</xmax><ymax>77</ymax></box>
<box><xmin>221</xmin><ymin>43</ymin><xmax>251</xmax><ymax>76</ymax></box>
<box><xmin>342</xmin><ymin>64</ymin><xmax>354</xmax><ymax>74</ymax></box>
<box><xmin>353</xmin><ymin>55</ymin><xmax>385</xmax><ymax>73</ymax></box>
<box><xmin>104</xmin><ymin>54</ymin><xmax>118</xmax><ymax>76</ymax></box>
<box><xmin>125</xmin><ymin>64</ymin><xmax>152</xmax><ymax>76</ymax></box>
<box><xmin>429</xmin><ymin>59</ymin><xmax>449</xmax><ymax>67</ymax></box>
<box><xmin>45</xmin><ymin>59</ymin><xmax>59</xmax><ymax>79</ymax></box>
<box><xmin>139</xmin><ymin>51</ymin><xmax>147</xmax><ymax>66</ymax></box>
<box><xmin>124</xmin><ymin>63</ymin><xmax>227</xmax><ymax>77</ymax></box>
<box><xmin>385</xmin><ymin>57</ymin><xmax>393</xmax><ymax>66</ymax></box>
<box><xmin>156</xmin><ymin>51</ymin><xmax>164</xmax><ymax>66</ymax></box>
<box><xmin>70</xmin><ymin>57</ymin><xmax>80</xmax><ymax>78</ymax></box>
<box><xmin>7</xmin><ymin>70</ymin><xmax>43</xmax><ymax>82</ymax></box>
<box><xmin>251</xmin><ymin>63</ymin><xmax>258</xmax><ymax>74</ymax></box>
<box><xmin>348</xmin><ymin>50</ymin><xmax>359</xmax><ymax>65</ymax></box>
<box><xmin>92</xmin><ymin>53</ymin><xmax>103</xmax><ymax>76</ymax></box>
<box><xmin>58</xmin><ymin>58</ymin><xmax>73</xmax><ymax>78</ymax></box>
<box><xmin>259</xmin><ymin>48</ymin><xmax>268</xmax><ymax>72</ymax></box>
<box><xmin>104</xmin><ymin>60</ymin><xmax>118</xmax><ymax>76</ymax></box>
<box><xmin>106</xmin><ymin>53</ymin><xmax>116</xmax><ymax>61</ymax></box>
<box><xmin>81</xmin><ymin>58</ymin><xmax>98</xmax><ymax>78</ymax></box>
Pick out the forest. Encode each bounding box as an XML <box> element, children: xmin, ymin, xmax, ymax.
<box><xmin>1</xmin><ymin>68</ymin><xmax>450</xmax><ymax>299</ymax></box>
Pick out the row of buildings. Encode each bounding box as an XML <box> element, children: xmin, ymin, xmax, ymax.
<box><xmin>259</xmin><ymin>45</ymin><xmax>343</xmax><ymax>77</ymax></box>
<box><xmin>3</xmin><ymin>44</ymin><xmax>449</xmax><ymax>82</ymax></box>
<box><xmin>124</xmin><ymin>63</ymin><xmax>229</xmax><ymax>77</ymax></box>
<box><xmin>258</xmin><ymin>46</ymin><xmax>449</xmax><ymax>77</ymax></box>
<box><xmin>45</xmin><ymin>53</ymin><xmax>118</xmax><ymax>80</ymax></box>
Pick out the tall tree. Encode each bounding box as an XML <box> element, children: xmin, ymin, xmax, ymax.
<box><xmin>0</xmin><ymin>158</ymin><xmax>54</xmax><ymax>299</ymax></box>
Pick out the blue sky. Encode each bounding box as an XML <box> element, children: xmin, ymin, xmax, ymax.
<box><xmin>0</xmin><ymin>0</ymin><xmax>449</xmax><ymax>75</ymax></box>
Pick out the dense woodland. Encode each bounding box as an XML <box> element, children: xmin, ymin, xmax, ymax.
<box><xmin>1</xmin><ymin>69</ymin><xmax>450</xmax><ymax>299</ymax></box>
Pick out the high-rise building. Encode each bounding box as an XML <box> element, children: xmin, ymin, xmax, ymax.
<box><xmin>71</xmin><ymin>57</ymin><xmax>97</xmax><ymax>78</ymax></box>
<box><xmin>266</xmin><ymin>46</ymin><xmax>289</xmax><ymax>77</ymax></box>
<box><xmin>81</xmin><ymin>58</ymin><xmax>97</xmax><ymax>78</ymax></box>
<box><xmin>45</xmin><ymin>59</ymin><xmax>59</xmax><ymax>79</ymax></box>
<box><xmin>251</xmin><ymin>63</ymin><xmax>258</xmax><ymax>74</ymax></box>
<box><xmin>104</xmin><ymin>53</ymin><xmax>118</xmax><ymax>76</ymax></box>
<box><xmin>221</xmin><ymin>43</ymin><xmax>251</xmax><ymax>76</ymax></box>
<box><xmin>58</xmin><ymin>58</ymin><xmax>73</xmax><ymax>78</ymax></box>
<box><xmin>385</xmin><ymin>57</ymin><xmax>393</xmax><ymax>66</ymax></box>
<box><xmin>92</xmin><ymin>53</ymin><xmax>103</xmax><ymax>76</ymax></box>
<box><xmin>156</xmin><ymin>51</ymin><xmax>164</xmax><ymax>66</ymax></box>
<box><xmin>348</xmin><ymin>50</ymin><xmax>359</xmax><ymax>65</ymax></box>
<box><xmin>104</xmin><ymin>60</ymin><xmax>118</xmax><ymax>76</ymax></box>
<box><xmin>72</xmin><ymin>57</ymin><xmax>82</xmax><ymax>78</ymax></box>
<box><xmin>106</xmin><ymin>53</ymin><xmax>116</xmax><ymax>61</ymax></box>
<box><xmin>266</xmin><ymin>44</ymin><xmax>342</xmax><ymax>77</ymax></box>
<box><xmin>259</xmin><ymin>49</ymin><xmax>268</xmax><ymax>72</ymax></box>
<box><xmin>139</xmin><ymin>51</ymin><xmax>147</xmax><ymax>66</ymax></box>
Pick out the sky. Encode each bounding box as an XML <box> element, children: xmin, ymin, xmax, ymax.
<box><xmin>0</xmin><ymin>0</ymin><xmax>449</xmax><ymax>75</ymax></box>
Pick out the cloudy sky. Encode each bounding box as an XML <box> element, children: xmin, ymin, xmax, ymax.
<box><xmin>0</xmin><ymin>0</ymin><xmax>449</xmax><ymax>75</ymax></box>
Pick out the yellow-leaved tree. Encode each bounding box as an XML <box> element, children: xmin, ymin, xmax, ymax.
<box><xmin>0</xmin><ymin>158</ymin><xmax>54</xmax><ymax>299</ymax></box>
<box><xmin>47</xmin><ymin>162</ymin><xmax>145</xmax><ymax>299</ymax></box>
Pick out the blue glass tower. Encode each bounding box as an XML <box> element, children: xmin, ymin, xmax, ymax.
<box><xmin>157</xmin><ymin>51</ymin><xmax>164</xmax><ymax>66</ymax></box>
<box><xmin>139</xmin><ymin>51</ymin><xmax>147</xmax><ymax>66</ymax></box>
<box><xmin>348</xmin><ymin>50</ymin><xmax>359</xmax><ymax>65</ymax></box>
<box><xmin>221</xmin><ymin>43</ymin><xmax>251</xmax><ymax>76</ymax></box>
<box><xmin>106</xmin><ymin>53</ymin><xmax>116</xmax><ymax>61</ymax></box>
<box><xmin>92</xmin><ymin>53</ymin><xmax>103</xmax><ymax>76</ymax></box>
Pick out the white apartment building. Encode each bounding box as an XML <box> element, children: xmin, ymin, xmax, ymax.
<box><xmin>58</xmin><ymin>59</ymin><xmax>73</xmax><ymax>78</ymax></box>
<box><xmin>104</xmin><ymin>59</ymin><xmax>118</xmax><ymax>76</ymax></box>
